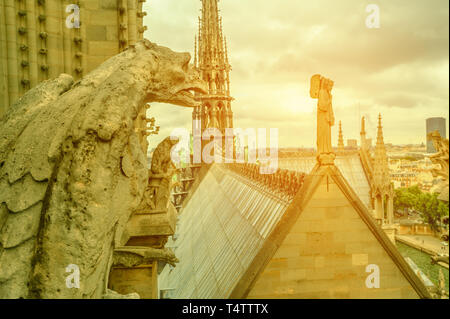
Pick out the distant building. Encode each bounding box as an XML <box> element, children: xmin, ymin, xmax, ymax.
<box><xmin>426</xmin><ymin>117</ymin><xmax>446</xmax><ymax>153</ymax></box>
<box><xmin>391</xmin><ymin>172</ymin><xmax>417</xmax><ymax>188</ymax></box>
<box><xmin>347</xmin><ymin>139</ymin><xmax>358</xmax><ymax>149</ymax></box>
<box><xmin>389</xmin><ymin>156</ymin><xmax>439</xmax><ymax>191</ymax></box>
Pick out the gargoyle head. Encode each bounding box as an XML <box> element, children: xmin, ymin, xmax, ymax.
<box><xmin>142</xmin><ymin>40</ymin><xmax>207</xmax><ymax>107</ymax></box>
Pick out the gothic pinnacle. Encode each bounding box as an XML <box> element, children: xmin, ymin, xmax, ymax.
<box><xmin>377</xmin><ymin>113</ymin><xmax>384</xmax><ymax>146</ymax></box>
<box><xmin>338</xmin><ymin>121</ymin><xmax>345</xmax><ymax>151</ymax></box>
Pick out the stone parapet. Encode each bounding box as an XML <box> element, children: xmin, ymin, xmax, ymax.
<box><xmin>227</xmin><ymin>163</ymin><xmax>306</xmax><ymax>199</ymax></box>
<box><xmin>0</xmin><ymin>0</ymin><xmax>147</xmax><ymax>117</ymax></box>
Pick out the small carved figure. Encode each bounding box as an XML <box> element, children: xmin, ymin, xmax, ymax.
<box><xmin>151</xmin><ymin>136</ymin><xmax>179</xmax><ymax>176</ymax></box>
<box><xmin>0</xmin><ymin>39</ymin><xmax>207</xmax><ymax>298</ymax></box>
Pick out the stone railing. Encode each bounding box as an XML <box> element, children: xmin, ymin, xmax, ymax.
<box><xmin>227</xmin><ymin>163</ymin><xmax>306</xmax><ymax>199</ymax></box>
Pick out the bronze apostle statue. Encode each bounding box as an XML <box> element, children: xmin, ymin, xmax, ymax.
<box><xmin>310</xmin><ymin>74</ymin><xmax>336</xmax><ymax>165</ymax></box>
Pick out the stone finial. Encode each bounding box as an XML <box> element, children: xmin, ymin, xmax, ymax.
<box><xmin>194</xmin><ymin>36</ymin><xmax>198</xmax><ymax>68</ymax></box>
<box><xmin>310</xmin><ymin>74</ymin><xmax>336</xmax><ymax>165</ymax></box>
<box><xmin>428</xmin><ymin>130</ymin><xmax>449</xmax><ymax>202</ymax></box>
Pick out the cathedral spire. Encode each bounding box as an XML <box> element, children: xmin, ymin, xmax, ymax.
<box><xmin>194</xmin><ymin>36</ymin><xmax>198</xmax><ymax>68</ymax></box>
<box><xmin>361</xmin><ymin>116</ymin><xmax>366</xmax><ymax>135</ymax></box>
<box><xmin>194</xmin><ymin>0</ymin><xmax>234</xmax><ymax>133</ymax></box>
<box><xmin>360</xmin><ymin>116</ymin><xmax>367</xmax><ymax>150</ymax></box>
<box><xmin>338</xmin><ymin>121</ymin><xmax>345</xmax><ymax>152</ymax></box>
<box><xmin>197</xmin><ymin>0</ymin><xmax>228</xmax><ymax>72</ymax></box>
<box><xmin>376</xmin><ymin>114</ymin><xmax>384</xmax><ymax>145</ymax></box>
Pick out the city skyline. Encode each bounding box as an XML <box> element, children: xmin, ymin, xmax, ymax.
<box><xmin>143</xmin><ymin>0</ymin><xmax>449</xmax><ymax>149</ymax></box>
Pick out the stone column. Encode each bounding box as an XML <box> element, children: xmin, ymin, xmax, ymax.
<box><xmin>62</xmin><ymin>0</ymin><xmax>73</xmax><ymax>75</ymax></box>
<box><xmin>387</xmin><ymin>196</ymin><xmax>394</xmax><ymax>225</ymax></box>
<box><xmin>46</xmin><ymin>0</ymin><xmax>64</xmax><ymax>80</ymax></box>
<box><xmin>36</xmin><ymin>0</ymin><xmax>48</xmax><ymax>83</ymax></box>
<box><xmin>26</xmin><ymin>0</ymin><xmax>38</xmax><ymax>88</ymax></box>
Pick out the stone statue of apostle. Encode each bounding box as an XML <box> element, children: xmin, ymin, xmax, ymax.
<box><xmin>310</xmin><ymin>74</ymin><xmax>336</xmax><ymax>165</ymax></box>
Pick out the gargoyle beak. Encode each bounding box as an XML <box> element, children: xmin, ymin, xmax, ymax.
<box><xmin>172</xmin><ymin>69</ymin><xmax>208</xmax><ymax>107</ymax></box>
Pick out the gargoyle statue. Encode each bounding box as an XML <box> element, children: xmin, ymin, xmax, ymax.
<box><xmin>151</xmin><ymin>136</ymin><xmax>180</xmax><ymax>176</ymax></box>
<box><xmin>143</xmin><ymin>136</ymin><xmax>182</xmax><ymax>211</ymax></box>
<box><xmin>0</xmin><ymin>39</ymin><xmax>206</xmax><ymax>299</ymax></box>
<box><xmin>428</xmin><ymin>131</ymin><xmax>449</xmax><ymax>202</ymax></box>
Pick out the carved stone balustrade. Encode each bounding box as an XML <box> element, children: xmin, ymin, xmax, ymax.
<box><xmin>227</xmin><ymin>163</ymin><xmax>306</xmax><ymax>200</ymax></box>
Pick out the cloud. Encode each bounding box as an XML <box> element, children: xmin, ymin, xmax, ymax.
<box><xmin>144</xmin><ymin>0</ymin><xmax>449</xmax><ymax>148</ymax></box>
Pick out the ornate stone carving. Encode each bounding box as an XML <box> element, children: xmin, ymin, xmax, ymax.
<box><xmin>0</xmin><ymin>39</ymin><xmax>206</xmax><ymax>298</ymax></box>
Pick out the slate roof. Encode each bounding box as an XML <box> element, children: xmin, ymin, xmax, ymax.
<box><xmin>159</xmin><ymin>161</ymin><xmax>431</xmax><ymax>299</ymax></box>
<box><xmin>159</xmin><ymin>164</ymin><xmax>292</xmax><ymax>298</ymax></box>
<box><xmin>279</xmin><ymin>154</ymin><xmax>372</xmax><ymax>209</ymax></box>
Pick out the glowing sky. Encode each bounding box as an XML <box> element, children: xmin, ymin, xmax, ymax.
<box><xmin>143</xmin><ymin>0</ymin><xmax>449</xmax><ymax>150</ymax></box>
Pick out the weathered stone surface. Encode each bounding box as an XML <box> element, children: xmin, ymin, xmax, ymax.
<box><xmin>0</xmin><ymin>202</ymin><xmax>42</xmax><ymax>249</ymax></box>
<box><xmin>0</xmin><ymin>239</ymin><xmax>36</xmax><ymax>299</ymax></box>
<box><xmin>0</xmin><ymin>174</ymin><xmax>47</xmax><ymax>213</ymax></box>
<box><xmin>0</xmin><ymin>39</ymin><xmax>206</xmax><ymax>299</ymax></box>
<box><xmin>0</xmin><ymin>1</ymin><xmax>148</xmax><ymax>116</ymax></box>
<box><xmin>113</xmin><ymin>246</ymin><xmax>179</xmax><ymax>268</ymax></box>
<box><xmin>103</xmin><ymin>289</ymin><xmax>140</xmax><ymax>299</ymax></box>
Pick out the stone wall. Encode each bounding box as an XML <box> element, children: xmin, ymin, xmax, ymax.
<box><xmin>109</xmin><ymin>262</ymin><xmax>158</xmax><ymax>299</ymax></box>
<box><xmin>0</xmin><ymin>0</ymin><xmax>146</xmax><ymax>117</ymax></box>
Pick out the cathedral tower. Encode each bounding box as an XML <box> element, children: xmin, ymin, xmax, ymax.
<box><xmin>372</xmin><ymin>114</ymin><xmax>394</xmax><ymax>224</ymax></box>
